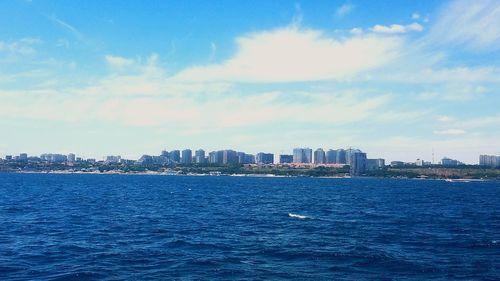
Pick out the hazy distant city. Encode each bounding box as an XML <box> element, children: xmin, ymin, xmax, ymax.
<box><xmin>1</xmin><ymin>148</ymin><xmax>499</xmax><ymax>177</ymax></box>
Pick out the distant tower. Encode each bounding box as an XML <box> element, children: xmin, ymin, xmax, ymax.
<box><xmin>432</xmin><ymin>148</ymin><xmax>435</xmax><ymax>165</ymax></box>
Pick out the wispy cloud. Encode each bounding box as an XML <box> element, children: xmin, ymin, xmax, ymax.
<box><xmin>438</xmin><ymin>116</ymin><xmax>454</xmax><ymax>123</ymax></box>
<box><xmin>105</xmin><ymin>55</ymin><xmax>135</xmax><ymax>67</ymax></box>
<box><xmin>426</xmin><ymin>0</ymin><xmax>500</xmax><ymax>51</ymax></box>
<box><xmin>433</xmin><ymin>129</ymin><xmax>466</xmax><ymax>135</ymax></box>
<box><xmin>336</xmin><ymin>3</ymin><xmax>354</xmax><ymax>17</ymax></box>
<box><xmin>46</xmin><ymin>14</ymin><xmax>91</xmax><ymax>46</ymax></box>
<box><xmin>0</xmin><ymin>37</ymin><xmax>40</xmax><ymax>56</ymax></box>
<box><xmin>208</xmin><ymin>42</ymin><xmax>217</xmax><ymax>61</ymax></box>
<box><xmin>417</xmin><ymin>84</ymin><xmax>488</xmax><ymax>101</ymax></box>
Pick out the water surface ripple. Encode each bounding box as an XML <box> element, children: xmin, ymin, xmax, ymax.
<box><xmin>0</xmin><ymin>174</ymin><xmax>498</xmax><ymax>280</ymax></box>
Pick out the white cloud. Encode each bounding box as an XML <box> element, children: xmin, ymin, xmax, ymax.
<box><xmin>209</xmin><ymin>42</ymin><xmax>217</xmax><ymax>61</ymax></box>
<box><xmin>417</xmin><ymin>84</ymin><xmax>488</xmax><ymax>101</ymax></box>
<box><xmin>438</xmin><ymin>116</ymin><xmax>454</xmax><ymax>122</ymax></box>
<box><xmin>371</xmin><ymin>22</ymin><xmax>423</xmax><ymax>34</ymax></box>
<box><xmin>460</xmin><ymin>114</ymin><xmax>500</xmax><ymax>129</ymax></box>
<box><xmin>56</xmin><ymin>38</ymin><xmax>70</xmax><ymax>48</ymax></box>
<box><xmin>336</xmin><ymin>4</ymin><xmax>354</xmax><ymax>17</ymax></box>
<box><xmin>377</xmin><ymin>67</ymin><xmax>500</xmax><ymax>83</ymax></box>
<box><xmin>174</xmin><ymin>27</ymin><xmax>403</xmax><ymax>82</ymax></box>
<box><xmin>427</xmin><ymin>0</ymin><xmax>500</xmax><ymax>50</ymax></box>
<box><xmin>433</xmin><ymin>129</ymin><xmax>466</xmax><ymax>135</ymax></box>
<box><xmin>0</xmin><ymin>37</ymin><xmax>40</xmax><ymax>56</ymax></box>
<box><xmin>411</xmin><ymin>13</ymin><xmax>420</xmax><ymax>20</ymax></box>
<box><xmin>349</xmin><ymin>27</ymin><xmax>363</xmax><ymax>35</ymax></box>
<box><xmin>105</xmin><ymin>55</ymin><xmax>135</xmax><ymax>67</ymax></box>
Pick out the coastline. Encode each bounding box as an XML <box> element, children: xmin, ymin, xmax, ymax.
<box><xmin>2</xmin><ymin>170</ymin><xmax>495</xmax><ymax>181</ymax></box>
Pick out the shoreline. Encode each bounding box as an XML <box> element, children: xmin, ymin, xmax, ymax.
<box><xmin>1</xmin><ymin>170</ymin><xmax>495</xmax><ymax>181</ymax></box>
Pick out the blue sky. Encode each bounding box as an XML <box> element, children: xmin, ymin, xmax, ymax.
<box><xmin>0</xmin><ymin>0</ymin><xmax>499</xmax><ymax>163</ymax></box>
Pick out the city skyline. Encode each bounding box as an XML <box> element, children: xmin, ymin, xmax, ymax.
<box><xmin>1</xmin><ymin>0</ymin><xmax>499</xmax><ymax>163</ymax></box>
<box><xmin>1</xmin><ymin>146</ymin><xmax>484</xmax><ymax>167</ymax></box>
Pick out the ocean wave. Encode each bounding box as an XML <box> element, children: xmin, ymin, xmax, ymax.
<box><xmin>288</xmin><ymin>213</ymin><xmax>310</xmax><ymax>219</ymax></box>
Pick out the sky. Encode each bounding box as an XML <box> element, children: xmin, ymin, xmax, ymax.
<box><xmin>0</xmin><ymin>0</ymin><xmax>499</xmax><ymax>163</ymax></box>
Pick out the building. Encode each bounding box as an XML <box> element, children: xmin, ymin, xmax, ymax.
<box><xmin>137</xmin><ymin>155</ymin><xmax>169</xmax><ymax>165</ymax></box>
<box><xmin>336</xmin><ymin>149</ymin><xmax>347</xmax><ymax>164</ymax></box>
<box><xmin>170</xmin><ymin>150</ymin><xmax>181</xmax><ymax>163</ymax></box>
<box><xmin>137</xmin><ymin>155</ymin><xmax>154</xmax><ymax>165</ymax></box>
<box><xmin>41</xmin><ymin>154</ymin><xmax>68</xmax><ymax>163</ymax></box>
<box><xmin>279</xmin><ymin>154</ymin><xmax>293</xmax><ymax>164</ymax></box>
<box><xmin>208</xmin><ymin>151</ymin><xmax>218</xmax><ymax>164</ymax></box>
<box><xmin>209</xmin><ymin>150</ymin><xmax>224</xmax><ymax>164</ymax></box>
<box><xmin>415</xmin><ymin>159</ymin><xmax>424</xmax><ymax>166</ymax></box>
<box><xmin>256</xmin><ymin>153</ymin><xmax>274</xmax><ymax>164</ymax></box>
<box><xmin>237</xmin><ymin>152</ymin><xmax>254</xmax><ymax>164</ymax></box>
<box><xmin>390</xmin><ymin>161</ymin><xmax>405</xmax><ymax>167</ymax></box>
<box><xmin>293</xmin><ymin>148</ymin><xmax>312</xmax><ymax>163</ymax></box>
<box><xmin>161</xmin><ymin>150</ymin><xmax>170</xmax><ymax>158</ymax></box>
<box><xmin>350</xmin><ymin>152</ymin><xmax>367</xmax><ymax>176</ymax></box>
<box><xmin>345</xmin><ymin>148</ymin><xmax>362</xmax><ymax>165</ymax></box>
<box><xmin>105</xmin><ymin>155</ymin><xmax>121</xmax><ymax>164</ymax></box>
<box><xmin>223</xmin><ymin>150</ymin><xmax>238</xmax><ymax>165</ymax></box>
<box><xmin>237</xmin><ymin>152</ymin><xmax>255</xmax><ymax>164</ymax></box>
<box><xmin>441</xmin><ymin>157</ymin><xmax>462</xmax><ymax>166</ymax></box>
<box><xmin>5</xmin><ymin>155</ymin><xmax>12</xmax><ymax>160</ymax></box>
<box><xmin>314</xmin><ymin>148</ymin><xmax>326</xmax><ymax>164</ymax></box>
<box><xmin>479</xmin><ymin>154</ymin><xmax>500</xmax><ymax>167</ymax></box>
<box><xmin>19</xmin><ymin>153</ymin><xmax>28</xmax><ymax>161</ymax></box>
<box><xmin>181</xmin><ymin>149</ymin><xmax>192</xmax><ymax>164</ymax></box>
<box><xmin>195</xmin><ymin>149</ymin><xmax>205</xmax><ymax>164</ymax></box>
<box><xmin>366</xmin><ymin>158</ymin><xmax>385</xmax><ymax>171</ymax></box>
<box><xmin>326</xmin><ymin>149</ymin><xmax>337</xmax><ymax>164</ymax></box>
<box><xmin>67</xmin><ymin>153</ymin><xmax>76</xmax><ymax>163</ymax></box>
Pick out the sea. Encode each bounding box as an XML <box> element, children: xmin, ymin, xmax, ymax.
<box><xmin>0</xmin><ymin>173</ymin><xmax>498</xmax><ymax>280</ymax></box>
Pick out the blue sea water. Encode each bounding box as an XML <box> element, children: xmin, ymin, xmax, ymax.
<box><xmin>0</xmin><ymin>173</ymin><xmax>498</xmax><ymax>280</ymax></box>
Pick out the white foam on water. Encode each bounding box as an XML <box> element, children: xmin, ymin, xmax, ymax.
<box><xmin>288</xmin><ymin>213</ymin><xmax>309</xmax><ymax>219</ymax></box>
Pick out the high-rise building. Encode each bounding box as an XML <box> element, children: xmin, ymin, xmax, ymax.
<box><xmin>237</xmin><ymin>152</ymin><xmax>255</xmax><ymax>164</ymax></box>
<box><xmin>209</xmin><ymin>150</ymin><xmax>224</xmax><ymax>164</ymax></box>
<box><xmin>195</xmin><ymin>149</ymin><xmax>205</xmax><ymax>164</ymax></box>
<box><xmin>279</xmin><ymin>154</ymin><xmax>293</xmax><ymax>164</ymax></box>
<box><xmin>256</xmin><ymin>153</ymin><xmax>274</xmax><ymax>164</ymax></box>
<box><xmin>181</xmin><ymin>149</ymin><xmax>192</xmax><ymax>164</ymax></box>
<box><xmin>170</xmin><ymin>150</ymin><xmax>181</xmax><ymax>163</ymax></box>
<box><xmin>479</xmin><ymin>154</ymin><xmax>500</xmax><ymax>167</ymax></box>
<box><xmin>19</xmin><ymin>153</ymin><xmax>28</xmax><ymax>161</ymax></box>
<box><xmin>161</xmin><ymin>150</ymin><xmax>170</xmax><ymax>158</ymax></box>
<box><xmin>67</xmin><ymin>153</ymin><xmax>76</xmax><ymax>163</ymax></box>
<box><xmin>336</xmin><ymin>149</ymin><xmax>347</xmax><ymax>164</ymax></box>
<box><xmin>293</xmin><ymin>148</ymin><xmax>312</xmax><ymax>163</ymax></box>
<box><xmin>326</xmin><ymin>149</ymin><xmax>337</xmax><ymax>164</ymax></box>
<box><xmin>223</xmin><ymin>150</ymin><xmax>238</xmax><ymax>165</ymax></box>
<box><xmin>345</xmin><ymin>148</ymin><xmax>362</xmax><ymax>165</ymax></box>
<box><xmin>314</xmin><ymin>148</ymin><xmax>326</xmax><ymax>164</ymax></box>
<box><xmin>350</xmin><ymin>152</ymin><xmax>367</xmax><ymax>176</ymax></box>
